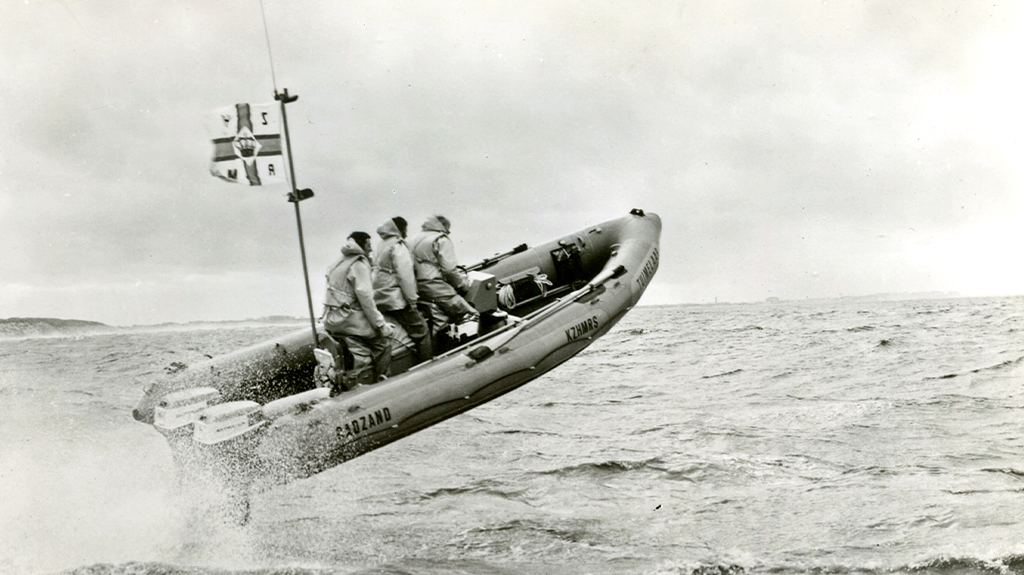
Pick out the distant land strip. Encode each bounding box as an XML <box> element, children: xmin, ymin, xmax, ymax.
<box><xmin>0</xmin><ymin>316</ymin><xmax>306</xmax><ymax>340</ymax></box>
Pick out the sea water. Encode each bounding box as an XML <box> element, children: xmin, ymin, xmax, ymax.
<box><xmin>3</xmin><ymin>297</ymin><xmax>1024</xmax><ymax>575</ymax></box>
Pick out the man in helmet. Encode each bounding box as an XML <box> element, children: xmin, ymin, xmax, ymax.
<box><xmin>373</xmin><ymin>216</ymin><xmax>432</xmax><ymax>362</ymax></box>
<box><xmin>322</xmin><ymin>231</ymin><xmax>394</xmax><ymax>384</ymax></box>
<box><xmin>410</xmin><ymin>215</ymin><xmax>477</xmax><ymax>323</ymax></box>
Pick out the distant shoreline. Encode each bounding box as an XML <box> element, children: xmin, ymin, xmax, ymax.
<box><xmin>645</xmin><ymin>292</ymin><xmax>1020</xmax><ymax>307</ymax></box>
<box><xmin>5</xmin><ymin>293</ymin><xmax>1020</xmax><ymax>338</ymax></box>
<box><xmin>0</xmin><ymin>316</ymin><xmax>307</xmax><ymax>340</ymax></box>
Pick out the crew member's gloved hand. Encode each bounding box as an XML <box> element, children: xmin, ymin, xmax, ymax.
<box><xmin>380</xmin><ymin>323</ymin><xmax>395</xmax><ymax>338</ymax></box>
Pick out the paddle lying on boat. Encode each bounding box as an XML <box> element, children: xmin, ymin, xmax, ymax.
<box><xmin>133</xmin><ymin>209</ymin><xmax>660</xmax><ymax>498</ymax></box>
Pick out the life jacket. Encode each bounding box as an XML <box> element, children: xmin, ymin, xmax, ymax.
<box><xmin>410</xmin><ymin>230</ymin><xmax>447</xmax><ymax>283</ymax></box>
<box><xmin>323</xmin><ymin>254</ymin><xmax>361</xmax><ymax>311</ymax></box>
<box><xmin>410</xmin><ymin>216</ymin><xmax>470</xmax><ymax>299</ymax></box>
<box><xmin>322</xmin><ymin>239</ymin><xmax>381</xmax><ymax>336</ymax></box>
<box><xmin>375</xmin><ymin>243</ymin><xmax>415</xmax><ymax>311</ymax></box>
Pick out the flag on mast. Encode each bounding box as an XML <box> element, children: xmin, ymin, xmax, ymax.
<box><xmin>210</xmin><ymin>102</ymin><xmax>286</xmax><ymax>185</ymax></box>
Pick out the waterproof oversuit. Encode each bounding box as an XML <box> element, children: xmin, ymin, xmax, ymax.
<box><xmin>410</xmin><ymin>215</ymin><xmax>477</xmax><ymax>322</ymax></box>
<box><xmin>374</xmin><ymin>219</ymin><xmax>432</xmax><ymax>361</ymax></box>
<box><xmin>322</xmin><ymin>237</ymin><xmax>392</xmax><ymax>382</ymax></box>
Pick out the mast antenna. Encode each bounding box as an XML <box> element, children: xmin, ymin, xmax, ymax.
<box><xmin>259</xmin><ymin>0</ymin><xmax>279</xmax><ymax>92</ymax></box>
<box><xmin>259</xmin><ymin>0</ymin><xmax>319</xmax><ymax>348</ymax></box>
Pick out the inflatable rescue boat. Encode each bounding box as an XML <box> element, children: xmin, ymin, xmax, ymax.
<box><xmin>133</xmin><ymin>209</ymin><xmax>660</xmax><ymax>500</ymax></box>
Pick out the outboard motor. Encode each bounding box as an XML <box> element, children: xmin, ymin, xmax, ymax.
<box><xmin>420</xmin><ymin>270</ymin><xmax>502</xmax><ymax>354</ymax></box>
<box><xmin>154</xmin><ymin>387</ymin><xmax>221</xmax><ymax>432</ymax></box>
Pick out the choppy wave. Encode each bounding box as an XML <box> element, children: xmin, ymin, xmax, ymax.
<box><xmin>58</xmin><ymin>554</ymin><xmax>1024</xmax><ymax>575</ymax></box>
<box><xmin>979</xmin><ymin>467</ymin><xmax>1024</xmax><ymax>478</ymax></box>
<box><xmin>702</xmin><ymin>369</ymin><xmax>744</xmax><ymax>379</ymax></box>
<box><xmin>405</xmin><ymin>479</ymin><xmax>529</xmax><ymax>504</ymax></box>
<box><xmin>8</xmin><ymin>297</ymin><xmax>1024</xmax><ymax>575</ymax></box>
<box><xmin>924</xmin><ymin>355</ymin><xmax>1024</xmax><ymax>380</ymax></box>
<box><xmin>461</xmin><ymin>518</ymin><xmax>593</xmax><ymax>544</ymax></box>
<box><xmin>536</xmin><ymin>457</ymin><xmax>669</xmax><ymax>478</ymax></box>
<box><xmin>902</xmin><ymin>555</ymin><xmax>1024</xmax><ymax>575</ymax></box>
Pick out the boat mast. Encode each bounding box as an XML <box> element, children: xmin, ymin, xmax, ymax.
<box><xmin>277</xmin><ymin>89</ymin><xmax>319</xmax><ymax>347</ymax></box>
<box><xmin>260</xmin><ymin>0</ymin><xmax>319</xmax><ymax>347</ymax></box>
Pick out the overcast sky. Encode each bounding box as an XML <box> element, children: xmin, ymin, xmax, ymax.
<box><xmin>1</xmin><ymin>1</ymin><xmax>1021</xmax><ymax>326</ymax></box>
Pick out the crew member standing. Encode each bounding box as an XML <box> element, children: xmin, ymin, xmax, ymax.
<box><xmin>322</xmin><ymin>231</ymin><xmax>394</xmax><ymax>384</ymax></box>
<box><xmin>410</xmin><ymin>215</ymin><xmax>477</xmax><ymax>323</ymax></box>
<box><xmin>373</xmin><ymin>216</ymin><xmax>432</xmax><ymax>362</ymax></box>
